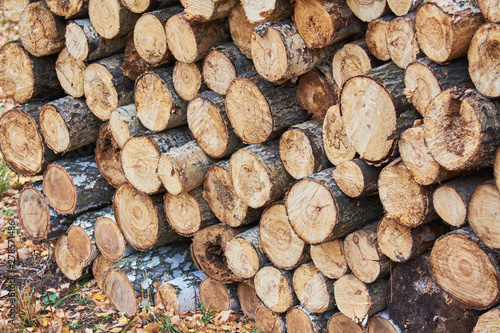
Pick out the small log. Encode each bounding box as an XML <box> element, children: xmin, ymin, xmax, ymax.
<box><xmin>55</xmin><ymin>47</ymin><xmax>86</xmax><ymax>98</ymax></box>
<box><xmin>181</xmin><ymin>0</ymin><xmax>238</xmax><ymax>22</ymax></box>
<box><xmin>286</xmin><ymin>306</ymin><xmax>335</xmax><ymax>333</ymax></box>
<box><xmin>133</xmin><ymin>7</ymin><xmax>182</xmax><ymax>65</ymax></box>
<box><xmin>259</xmin><ymin>201</ymin><xmax>309</xmax><ymax>270</ymax></box>
<box><xmin>240</xmin><ymin>0</ymin><xmax>293</xmax><ymax>23</ymax></box>
<box><xmin>65</xmin><ymin>18</ymin><xmax>127</xmax><ymax>62</ymax></box>
<box><xmin>366</xmin><ymin>310</ymin><xmax>401</xmax><ymax>333</ymax></box>
<box><xmin>468</xmin><ymin>22</ymin><xmax>500</xmax><ymax>98</ymax></box>
<box><xmin>326</xmin><ymin>312</ymin><xmax>365</xmax><ymax>333</ymax></box>
<box><xmin>255</xmin><ymin>306</ymin><xmax>286</xmax><ymax>333</ymax></box>
<box><xmin>120</xmin><ymin>0</ymin><xmax>178</xmax><ymax>13</ymax></box>
<box><xmin>94</xmin><ymin>213</ymin><xmax>136</xmax><ymax>262</ymax></box>
<box><xmin>478</xmin><ymin>0</ymin><xmax>500</xmax><ymax>22</ymax></box>
<box><xmin>386</xmin><ymin>12</ymin><xmax>420</xmax><ymax>69</ymax></box>
<box><xmin>84</xmin><ymin>54</ymin><xmax>135</xmax><ymax>121</ymax></box>
<box><xmin>286</xmin><ymin>167</ymin><xmax>384</xmax><ymax>244</ymax></box>
<box><xmin>155</xmin><ymin>270</ymin><xmax>206</xmax><ymax>314</ymax></box>
<box><xmin>279</xmin><ymin>120</ymin><xmax>331</xmax><ymax>180</ymax></box>
<box><xmin>310</xmin><ymin>239</ymin><xmax>348</xmax><ymax>280</ymax></box>
<box><xmin>331</xmin><ymin>158</ymin><xmax>380</xmax><ymax>198</ymax></box>
<box><xmin>0</xmin><ymin>41</ymin><xmax>63</xmax><ymax>104</ymax></box>
<box><xmin>202</xmin><ymin>160</ymin><xmax>262</xmax><ymax>228</ymax></box>
<box><xmin>0</xmin><ymin>0</ymin><xmax>34</xmax><ymax>23</ymax></box>
<box><xmin>415</xmin><ymin>0</ymin><xmax>485</xmax><ymax>64</ymax></box>
<box><xmin>157</xmin><ymin>141</ymin><xmax>215</xmax><ymax>195</ymax></box>
<box><xmin>163</xmin><ymin>187</ymin><xmax>218</xmax><ymax>237</ymax></box>
<box><xmin>108</xmin><ymin>104</ymin><xmax>149</xmax><ymax>148</ymax></box>
<box><xmin>121</xmin><ymin>128</ymin><xmax>193</xmax><ymax>194</ymax></box>
<box><xmin>334</xmin><ymin>274</ymin><xmax>388</xmax><ymax>323</ymax></box>
<box><xmin>122</xmin><ymin>32</ymin><xmax>155</xmax><ymax>81</ymax></box>
<box><xmin>238</xmin><ymin>279</ymin><xmax>264</xmax><ymax>318</ymax></box>
<box><xmin>346</xmin><ymin>0</ymin><xmax>387</xmax><ymax>22</ymax></box>
<box><xmin>230</xmin><ymin>141</ymin><xmax>294</xmax><ymax>208</ymax></box>
<box><xmin>199</xmin><ymin>278</ymin><xmax>240</xmax><ymax>311</ymax></box>
<box><xmin>113</xmin><ymin>183</ymin><xmax>188</xmax><ymax>251</ymax></box>
<box><xmin>225</xmin><ymin>71</ymin><xmax>309</xmax><ymax>144</ymax></box>
<box><xmin>469</xmin><ymin>180</ymin><xmax>500</xmax><ymax>250</ymax></box>
<box><xmin>474</xmin><ymin>305</ymin><xmax>500</xmax><ymax>332</ymax></box>
<box><xmin>172</xmin><ymin>61</ymin><xmax>207</xmax><ymax>101</ymax></box>
<box><xmin>187</xmin><ymin>91</ymin><xmax>241</xmax><ymax>159</ymax></box>
<box><xmin>93</xmin><ymin>254</ymin><xmax>114</xmax><ymax>288</ymax></box>
<box><xmin>202</xmin><ymin>42</ymin><xmax>253</xmax><ymax>95</ymax></box>
<box><xmin>19</xmin><ymin>2</ymin><xmax>66</xmax><ymax>57</ymax></box>
<box><xmin>88</xmin><ymin>0</ymin><xmax>140</xmax><ymax>39</ymax></box>
<box><xmin>377</xmin><ymin>216</ymin><xmax>445</xmax><ymax>263</ymax></box>
<box><xmin>292</xmin><ymin>262</ymin><xmax>335</xmax><ymax>313</ymax></box>
<box><xmin>45</xmin><ymin>0</ymin><xmax>88</xmax><ymax>19</ymax></box>
<box><xmin>165</xmin><ymin>13</ymin><xmax>230</xmax><ymax>63</ymax></box>
<box><xmin>322</xmin><ymin>105</ymin><xmax>356</xmax><ymax>166</ymax></box>
<box><xmin>55</xmin><ymin>235</ymin><xmax>91</xmax><ymax>281</ymax></box>
<box><xmin>424</xmin><ymin>88</ymin><xmax>500</xmax><ymax>171</ymax></box>
<box><xmin>43</xmin><ymin>156</ymin><xmax>115</xmax><ymax>215</ymax></box>
<box><xmin>135</xmin><ymin>67</ymin><xmax>188</xmax><ymax>132</ymax></box>
<box><xmin>388</xmin><ymin>0</ymin><xmax>423</xmax><ymax>16</ymax></box>
<box><xmin>40</xmin><ymin>96</ymin><xmax>103</xmax><ymax>154</ymax></box>
<box><xmin>94</xmin><ymin>123</ymin><xmax>126</xmax><ymax>188</ymax></box>
<box><xmin>254</xmin><ymin>265</ymin><xmax>298</xmax><ymax>313</ymax></box>
<box><xmin>365</xmin><ymin>16</ymin><xmax>394</xmax><ymax>61</ymax></box>
<box><xmin>228</xmin><ymin>4</ymin><xmax>258</xmax><ymax>59</ymax></box>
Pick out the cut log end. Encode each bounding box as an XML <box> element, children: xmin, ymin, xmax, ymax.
<box><xmin>327</xmin><ymin>312</ymin><xmax>365</xmax><ymax>333</ymax></box>
<box><xmin>0</xmin><ymin>42</ymin><xmax>35</xmax><ymax>104</ymax></box>
<box><xmin>65</xmin><ymin>22</ymin><xmax>89</xmax><ymax>62</ymax></box>
<box><xmin>84</xmin><ymin>63</ymin><xmax>119</xmax><ymax>121</ymax></box>
<box><xmin>18</xmin><ymin>186</ymin><xmax>50</xmax><ymax>240</ymax></box>
<box><xmin>95</xmin><ymin>123</ymin><xmax>126</xmax><ymax>188</ymax></box>
<box><xmin>469</xmin><ymin>182</ymin><xmax>500</xmax><ymax>250</ymax></box>
<box><xmin>238</xmin><ymin>280</ymin><xmax>264</xmax><ymax>318</ymax></box>
<box><xmin>165</xmin><ymin>15</ymin><xmax>200</xmax><ymax>63</ymax></box>
<box><xmin>332</xmin><ymin>43</ymin><xmax>373</xmax><ymax>88</ymax></box>
<box><xmin>279</xmin><ymin>128</ymin><xmax>317</xmax><ymax>179</ymax></box>
<box><xmin>103</xmin><ymin>268</ymin><xmax>138</xmax><ymax>317</ymax></box>
<box><xmin>1</xmin><ymin>0</ymin><xmax>31</xmax><ymax>23</ymax></box>
<box><xmin>478</xmin><ymin>0</ymin><xmax>500</xmax><ymax>23</ymax></box>
<box><xmin>377</xmin><ymin>216</ymin><xmax>415</xmax><ymax>263</ymax></box>
<box><xmin>67</xmin><ymin>225</ymin><xmax>92</xmax><ymax>264</ymax></box>
<box><xmin>346</xmin><ymin>0</ymin><xmax>387</xmax><ymax>22</ymax></box>
<box><xmin>432</xmin><ymin>185</ymin><xmax>467</xmax><ymax>227</ymax></box>
<box><xmin>55</xmin><ymin>236</ymin><xmax>85</xmax><ymax>281</ymax></box>
<box><xmin>56</xmin><ymin>48</ymin><xmax>86</xmax><ymax>98</ymax></box>
<box><xmin>387</xmin><ymin>15</ymin><xmax>420</xmax><ymax>69</ymax></box>
<box><xmin>163</xmin><ymin>191</ymin><xmax>204</xmax><ymax>237</ymax></box>
<box><xmin>93</xmin><ymin>255</ymin><xmax>114</xmax><ymax>289</ymax></box>
<box><xmin>203</xmin><ymin>50</ymin><xmax>237</xmax><ymax>95</ymax></box>
<box><xmin>199</xmin><ymin>278</ymin><xmax>233</xmax><ymax>311</ymax></box>
<box><xmin>228</xmin><ymin>4</ymin><xmax>257</xmax><ymax>59</ymax></box>
<box><xmin>404</xmin><ymin>61</ymin><xmax>442</xmax><ymax>116</ymax></box>
<box><xmin>293</xmin><ymin>264</ymin><xmax>334</xmax><ymax>313</ymax></box>
<box><xmin>366</xmin><ymin>18</ymin><xmax>391</xmax><ymax>61</ymax></box>
<box><xmin>285</xmin><ymin>307</ymin><xmax>317</xmax><ymax>333</ymax></box>
<box><xmin>95</xmin><ymin>216</ymin><xmax>127</xmax><ymax>262</ymax></box>
<box><xmin>322</xmin><ymin>105</ymin><xmax>356</xmax><ymax>166</ymax></box>
<box><xmin>43</xmin><ymin>164</ymin><xmax>77</xmax><ymax>215</ymax></box>
<box><xmin>310</xmin><ymin>240</ymin><xmax>348</xmax><ymax>280</ymax></box>
<box><xmin>367</xmin><ymin>314</ymin><xmax>400</xmax><ymax>333</ymax></box>
<box><xmin>226</xmin><ymin>238</ymin><xmax>260</xmax><ymax>279</ymax></box>
<box><xmin>250</xmin><ymin>27</ymin><xmax>288</xmax><ymax>83</ymax></box>
<box><xmin>255</xmin><ymin>306</ymin><xmax>286</xmax><ymax>333</ymax></box>
<box><xmin>173</xmin><ymin>61</ymin><xmax>203</xmax><ymax>101</ymax></box>
<box><xmin>134</xmin><ymin>13</ymin><xmax>169</xmax><ymax>65</ymax></box>
<box><xmin>39</xmin><ymin>105</ymin><xmax>71</xmax><ymax>154</ymax></box>
<box><xmin>254</xmin><ymin>266</ymin><xmax>295</xmax><ymax>313</ymax></box>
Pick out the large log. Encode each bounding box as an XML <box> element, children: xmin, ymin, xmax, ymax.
<box><xmin>346</xmin><ymin>0</ymin><xmax>386</xmax><ymax>22</ymax></box>
<box><xmin>238</xmin><ymin>279</ymin><xmax>264</xmax><ymax>318</ymax></box>
<box><xmin>228</xmin><ymin>4</ymin><xmax>258</xmax><ymax>59</ymax></box>
<box><xmin>94</xmin><ymin>213</ymin><xmax>136</xmax><ymax>262</ymax></box>
<box><xmin>0</xmin><ymin>0</ymin><xmax>34</xmax><ymax>23</ymax></box>
<box><xmin>55</xmin><ymin>235</ymin><xmax>91</xmax><ymax>281</ymax></box>
<box><xmin>120</xmin><ymin>0</ymin><xmax>178</xmax><ymax>13</ymax></box>
<box><xmin>326</xmin><ymin>312</ymin><xmax>365</xmax><ymax>333</ymax></box>
<box><xmin>199</xmin><ymin>278</ymin><xmax>240</xmax><ymax>311</ymax></box>
<box><xmin>469</xmin><ymin>180</ymin><xmax>500</xmax><ymax>251</ymax></box>
<box><xmin>286</xmin><ymin>306</ymin><xmax>335</xmax><ymax>333</ymax></box>
<box><xmin>55</xmin><ymin>47</ymin><xmax>86</xmax><ymax>98</ymax></box>
<box><xmin>365</xmin><ymin>15</ymin><xmax>394</xmax><ymax>61</ymax></box>
<box><xmin>108</xmin><ymin>104</ymin><xmax>149</xmax><ymax>148</ymax></box>
<box><xmin>478</xmin><ymin>0</ymin><xmax>500</xmax><ymax>22</ymax></box>
<box><xmin>181</xmin><ymin>0</ymin><xmax>238</xmax><ymax>22</ymax></box>
<box><xmin>331</xmin><ymin>158</ymin><xmax>380</xmax><ymax>198</ymax></box>
<box><xmin>310</xmin><ymin>239</ymin><xmax>348</xmax><ymax>280</ymax></box>
<box><xmin>88</xmin><ymin>0</ymin><xmax>140</xmax><ymax>39</ymax></box>
<box><xmin>292</xmin><ymin>262</ymin><xmax>335</xmax><ymax>313</ymax></box>
<box><xmin>240</xmin><ymin>0</ymin><xmax>293</xmax><ymax>23</ymax></box>
<box><xmin>45</xmin><ymin>0</ymin><xmax>88</xmax><ymax>19</ymax></box>
<box><xmin>172</xmin><ymin>61</ymin><xmax>207</xmax><ymax>101</ymax></box>
<box><xmin>254</xmin><ymin>265</ymin><xmax>298</xmax><ymax>313</ymax></box>
<box><xmin>255</xmin><ymin>306</ymin><xmax>286</xmax><ymax>333</ymax></box>
<box><xmin>155</xmin><ymin>270</ymin><xmax>206</xmax><ymax>314</ymax></box>
<box><xmin>94</xmin><ymin>123</ymin><xmax>126</xmax><ymax>188</ymax></box>
<box><xmin>386</xmin><ymin>12</ymin><xmax>420</xmax><ymax>69</ymax></box>
<box><xmin>322</xmin><ymin>105</ymin><xmax>356</xmax><ymax>166</ymax></box>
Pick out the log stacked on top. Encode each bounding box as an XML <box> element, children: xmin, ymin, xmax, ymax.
<box><xmin>2</xmin><ymin>0</ymin><xmax>500</xmax><ymax>331</ymax></box>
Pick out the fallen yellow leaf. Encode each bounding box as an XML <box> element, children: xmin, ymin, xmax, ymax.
<box><xmin>93</xmin><ymin>294</ymin><xmax>107</xmax><ymax>301</ymax></box>
<box><xmin>110</xmin><ymin>328</ymin><xmax>122</xmax><ymax>333</ymax></box>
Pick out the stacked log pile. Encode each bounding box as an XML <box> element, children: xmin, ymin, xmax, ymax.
<box><xmin>1</xmin><ymin>0</ymin><xmax>500</xmax><ymax>331</ymax></box>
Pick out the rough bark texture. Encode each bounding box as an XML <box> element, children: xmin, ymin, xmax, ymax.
<box><xmin>346</xmin><ymin>0</ymin><xmax>387</xmax><ymax>22</ymax></box>
<box><xmin>88</xmin><ymin>0</ymin><xmax>140</xmax><ymax>39</ymax></box>
<box><xmin>469</xmin><ymin>180</ymin><xmax>500</xmax><ymax>251</ymax></box>
<box><xmin>228</xmin><ymin>4</ymin><xmax>258</xmax><ymax>59</ymax></box>
<box><xmin>331</xmin><ymin>158</ymin><xmax>380</xmax><ymax>198</ymax></box>
<box><xmin>55</xmin><ymin>47</ymin><xmax>86</xmax><ymax>98</ymax></box>
<box><xmin>386</xmin><ymin>12</ymin><xmax>421</xmax><ymax>69</ymax></box>
<box><xmin>238</xmin><ymin>279</ymin><xmax>264</xmax><ymax>318</ymax></box>
<box><xmin>155</xmin><ymin>270</ymin><xmax>206</xmax><ymax>314</ymax></box>
<box><xmin>310</xmin><ymin>239</ymin><xmax>348</xmax><ymax>280</ymax></box>
<box><xmin>199</xmin><ymin>278</ymin><xmax>241</xmax><ymax>311</ymax></box>
<box><xmin>172</xmin><ymin>61</ymin><xmax>207</xmax><ymax>101</ymax></box>
<box><xmin>255</xmin><ymin>306</ymin><xmax>286</xmax><ymax>333</ymax></box>
<box><xmin>181</xmin><ymin>0</ymin><xmax>238</xmax><ymax>22</ymax></box>
<box><xmin>326</xmin><ymin>312</ymin><xmax>365</xmax><ymax>333</ymax></box>
<box><xmin>240</xmin><ymin>0</ymin><xmax>293</xmax><ymax>23</ymax></box>
<box><xmin>254</xmin><ymin>265</ymin><xmax>298</xmax><ymax>313</ymax></box>
<box><xmin>108</xmin><ymin>104</ymin><xmax>149</xmax><ymax>148</ymax></box>
<box><xmin>292</xmin><ymin>262</ymin><xmax>335</xmax><ymax>313</ymax></box>
<box><xmin>366</xmin><ymin>15</ymin><xmax>394</xmax><ymax>61</ymax></box>
<box><xmin>95</xmin><ymin>123</ymin><xmax>126</xmax><ymax>188</ymax></box>
<box><xmin>322</xmin><ymin>105</ymin><xmax>356</xmax><ymax>166</ymax></box>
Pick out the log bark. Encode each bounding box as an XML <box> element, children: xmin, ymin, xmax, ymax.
<box><xmin>0</xmin><ymin>0</ymin><xmax>34</xmax><ymax>23</ymax></box>
<box><xmin>120</xmin><ymin>127</ymin><xmax>193</xmax><ymax>194</ymax></box>
<box><xmin>415</xmin><ymin>0</ymin><xmax>485</xmax><ymax>64</ymax></box>
<box><xmin>0</xmin><ymin>41</ymin><xmax>64</xmax><ymax>104</ymax></box>
<box><xmin>172</xmin><ymin>61</ymin><xmax>207</xmax><ymax>101</ymax></box>
<box><xmin>326</xmin><ymin>312</ymin><xmax>365</xmax><ymax>333</ymax></box>
<box><xmin>279</xmin><ymin>120</ymin><xmax>331</xmax><ymax>180</ymax></box>
<box><xmin>424</xmin><ymin>88</ymin><xmax>500</xmax><ymax>171</ymax></box>
<box><xmin>45</xmin><ymin>0</ymin><xmax>88</xmax><ymax>19</ymax></box>
<box><xmin>65</xmin><ymin>18</ymin><xmax>127</xmax><ymax>62</ymax></box>
<box><xmin>286</xmin><ymin>167</ymin><xmax>384</xmax><ymax>244</ymax></box>
<box><xmin>331</xmin><ymin>158</ymin><xmax>380</xmax><ymax>198</ymax></box>
<box><xmin>292</xmin><ymin>262</ymin><xmax>335</xmax><ymax>313</ymax></box>
<box><xmin>346</xmin><ymin>0</ymin><xmax>387</xmax><ymax>22</ymax></box>
<box><xmin>469</xmin><ymin>180</ymin><xmax>500</xmax><ymax>250</ymax></box>
<box><xmin>238</xmin><ymin>279</ymin><xmax>264</xmax><ymax>318</ymax></box>
<box><xmin>254</xmin><ymin>265</ymin><xmax>298</xmax><ymax>313</ymax></box>
<box><xmin>228</xmin><ymin>4</ymin><xmax>258</xmax><ymax>59</ymax></box>
<box><xmin>322</xmin><ymin>105</ymin><xmax>356</xmax><ymax>166</ymax></box>
<box><xmin>155</xmin><ymin>270</ymin><xmax>206</xmax><ymax>314</ymax></box>
<box><xmin>88</xmin><ymin>0</ymin><xmax>140</xmax><ymax>39</ymax></box>
<box><xmin>259</xmin><ymin>201</ymin><xmax>309</xmax><ymax>270</ymax></box>
<box><xmin>474</xmin><ymin>305</ymin><xmax>500</xmax><ymax>332</ymax></box>
<box><xmin>108</xmin><ymin>104</ymin><xmax>149</xmax><ymax>148</ymax></box>
<box><xmin>366</xmin><ymin>310</ymin><xmax>401</xmax><ymax>333</ymax></box>
<box><xmin>165</xmin><ymin>13</ymin><xmax>230</xmax><ymax>63</ymax></box>
<box><xmin>19</xmin><ymin>2</ymin><xmax>66</xmax><ymax>57</ymax></box>
<box><xmin>468</xmin><ymin>22</ymin><xmax>500</xmax><ymax>98</ymax></box>
<box><xmin>478</xmin><ymin>0</ymin><xmax>500</xmax><ymax>22</ymax></box>
<box><xmin>55</xmin><ymin>47</ymin><xmax>86</xmax><ymax>98</ymax></box>
<box><xmin>202</xmin><ymin>160</ymin><xmax>262</xmax><ymax>228</ymax></box>
<box><xmin>310</xmin><ymin>239</ymin><xmax>348</xmax><ymax>280</ymax></box>
<box><xmin>163</xmin><ymin>187</ymin><xmax>218</xmax><ymax>237</ymax></box>
<box><xmin>181</xmin><ymin>0</ymin><xmax>238</xmax><ymax>22</ymax></box>
<box><xmin>55</xmin><ymin>235</ymin><xmax>91</xmax><ymax>281</ymax></box>
<box><xmin>255</xmin><ymin>306</ymin><xmax>286</xmax><ymax>333</ymax></box>
<box><xmin>84</xmin><ymin>54</ymin><xmax>135</xmax><ymax>121</ymax></box>
<box><xmin>240</xmin><ymin>0</ymin><xmax>293</xmax><ymax>23</ymax></box>
<box><xmin>225</xmin><ymin>71</ymin><xmax>309</xmax><ymax>144</ymax></box>
<box><xmin>365</xmin><ymin>15</ymin><xmax>394</xmax><ymax>61</ymax></box>
<box><xmin>92</xmin><ymin>254</ymin><xmax>114</xmax><ymax>288</ymax></box>
<box><xmin>94</xmin><ymin>212</ymin><xmax>136</xmax><ymax>262</ymax></box>
<box><xmin>43</xmin><ymin>155</ymin><xmax>115</xmax><ymax>215</ymax></box>
<box><xmin>286</xmin><ymin>306</ymin><xmax>335</xmax><ymax>333</ymax></box>
<box><xmin>199</xmin><ymin>278</ymin><xmax>241</xmax><ymax>311</ymax></box>
<box><xmin>135</xmin><ymin>67</ymin><xmax>188</xmax><ymax>132</ymax></box>
<box><xmin>122</xmin><ymin>32</ymin><xmax>155</xmax><ymax>81</ymax></box>
<box><xmin>120</xmin><ymin>0</ymin><xmax>178</xmax><ymax>13</ymax></box>
<box><xmin>113</xmin><ymin>182</ymin><xmax>188</xmax><ymax>251</ymax></box>
<box><xmin>94</xmin><ymin>123</ymin><xmax>126</xmax><ymax>188</ymax></box>
<box><xmin>230</xmin><ymin>140</ymin><xmax>295</xmax><ymax>208</ymax></box>
<box><xmin>386</xmin><ymin>12</ymin><xmax>421</xmax><ymax>69</ymax></box>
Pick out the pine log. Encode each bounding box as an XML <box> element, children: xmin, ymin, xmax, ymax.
<box><xmin>121</xmin><ymin>128</ymin><xmax>193</xmax><ymax>194</ymax></box>
<box><xmin>113</xmin><ymin>183</ymin><xmax>188</xmax><ymax>251</ymax></box>
<box><xmin>172</xmin><ymin>61</ymin><xmax>207</xmax><ymax>101</ymax></box>
<box><xmin>108</xmin><ymin>104</ymin><xmax>149</xmax><ymax>148</ymax></box>
<box><xmin>93</xmin><ymin>254</ymin><xmax>114</xmax><ymax>288</ymax></box>
<box><xmin>433</xmin><ymin>172</ymin><xmax>492</xmax><ymax>227</ymax></box>
<box><xmin>292</xmin><ymin>262</ymin><xmax>335</xmax><ymax>313</ymax></box>
<box><xmin>187</xmin><ymin>91</ymin><xmax>241</xmax><ymax>159</ymax></box>
<box><xmin>202</xmin><ymin>160</ymin><xmax>262</xmax><ymax>228</ymax></box>
<box><xmin>346</xmin><ymin>0</ymin><xmax>386</xmax><ymax>22</ymax></box>
<box><xmin>120</xmin><ymin>0</ymin><xmax>178</xmax><ymax>13</ymax></box>
<box><xmin>94</xmin><ymin>123</ymin><xmax>126</xmax><ymax>188</ymax></box>
<box><xmin>163</xmin><ymin>187</ymin><xmax>218</xmax><ymax>237</ymax></box>
<box><xmin>365</xmin><ymin>16</ymin><xmax>394</xmax><ymax>61</ymax></box>
<box><xmin>326</xmin><ymin>312</ymin><xmax>365</xmax><ymax>333</ymax></box>
<box><xmin>133</xmin><ymin>7</ymin><xmax>182</xmax><ymax>65</ymax></box>
<box><xmin>199</xmin><ymin>278</ymin><xmax>240</xmax><ymax>311</ymax></box>
<box><xmin>331</xmin><ymin>158</ymin><xmax>380</xmax><ymax>198</ymax></box>
<box><xmin>254</xmin><ymin>265</ymin><xmax>298</xmax><ymax>313</ymax></box>
<box><xmin>155</xmin><ymin>270</ymin><xmax>206</xmax><ymax>314</ymax></box>
<box><xmin>415</xmin><ymin>0</ymin><xmax>485</xmax><ymax>64</ymax></box>
<box><xmin>424</xmin><ymin>88</ymin><xmax>500</xmax><ymax>171</ymax></box>
<box><xmin>157</xmin><ymin>140</ymin><xmax>215</xmax><ymax>195</ymax></box>
<box><xmin>240</xmin><ymin>0</ymin><xmax>293</xmax><ymax>23</ymax></box>
<box><xmin>40</xmin><ymin>96</ymin><xmax>102</xmax><ymax>154</ymax></box>
<box><xmin>377</xmin><ymin>216</ymin><xmax>445</xmax><ymax>263</ymax></box>
<box><xmin>135</xmin><ymin>67</ymin><xmax>188</xmax><ymax>132</ymax></box>
<box><xmin>0</xmin><ymin>41</ymin><xmax>63</xmax><ymax>104</ymax></box>
<box><xmin>255</xmin><ymin>306</ymin><xmax>286</xmax><ymax>333</ymax></box>
<box><xmin>19</xmin><ymin>2</ymin><xmax>66</xmax><ymax>57</ymax></box>
<box><xmin>378</xmin><ymin>161</ymin><xmax>438</xmax><ymax>228</ymax></box>
<box><xmin>238</xmin><ymin>279</ymin><xmax>264</xmax><ymax>318</ymax></box>
<box><xmin>310</xmin><ymin>239</ymin><xmax>348</xmax><ymax>280</ymax></box>
<box><xmin>165</xmin><ymin>13</ymin><xmax>229</xmax><ymax>63</ymax></box>
<box><xmin>468</xmin><ymin>22</ymin><xmax>500</xmax><ymax>98</ymax></box>
<box><xmin>334</xmin><ymin>274</ymin><xmax>388</xmax><ymax>323</ymax></box>
<box><xmin>286</xmin><ymin>167</ymin><xmax>384</xmax><ymax>244</ymax></box>
<box><xmin>478</xmin><ymin>0</ymin><xmax>500</xmax><ymax>22</ymax></box>
<box><xmin>55</xmin><ymin>47</ymin><xmax>86</xmax><ymax>98</ymax></box>
<box><xmin>94</xmin><ymin>213</ymin><xmax>136</xmax><ymax>262</ymax></box>
<box><xmin>366</xmin><ymin>311</ymin><xmax>401</xmax><ymax>333</ymax></box>
<box><xmin>228</xmin><ymin>4</ymin><xmax>258</xmax><ymax>59</ymax></box>
<box><xmin>469</xmin><ymin>181</ymin><xmax>500</xmax><ymax>250</ymax></box>
<box><xmin>259</xmin><ymin>201</ymin><xmax>309</xmax><ymax>270</ymax></box>
<box><xmin>122</xmin><ymin>32</ymin><xmax>155</xmax><ymax>81</ymax></box>
<box><xmin>279</xmin><ymin>120</ymin><xmax>331</xmax><ymax>180</ymax></box>
<box><xmin>103</xmin><ymin>244</ymin><xmax>196</xmax><ymax>316</ymax></box>
<box><xmin>202</xmin><ymin>43</ymin><xmax>253</xmax><ymax>95</ymax></box>
<box><xmin>181</xmin><ymin>0</ymin><xmax>238</xmax><ymax>22</ymax></box>
<box><xmin>322</xmin><ymin>105</ymin><xmax>356</xmax><ymax>166</ymax></box>
<box><xmin>225</xmin><ymin>71</ymin><xmax>309</xmax><ymax>144</ymax></box>
<box><xmin>55</xmin><ymin>235</ymin><xmax>91</xmax><ymax>281</ymax></box>
<box><xmin>65</xmin><ymin>18</ymin><xmax>127</xmax><ymax>62</ymax></box>
<box><xmin>386</xmin><ymin>13</ymin><xmax>420</xmax><ymax>69</ymax></box>
<box><xmin>43</xmin><ymin>156</ymin><xmax>115</xmax><ymax>215</ymax></box>
<box><xmin>84</xmin><ymin>54</ymin><xmax>135</xmax><ymax>121</ymax></box>
<box><xmin>45</xmin><ymin>0</ymin><xmax>88</xmax><ymax>19</ymax></box>
<box><xmin>473</xmin><ymin>305</ymin><xmax>500</xmax><ymax>332</ymax></box>
<box><xmin>0</xmin><ymin>0</ymin><xmax>34</xmax><ymax>22</ymax></box>
<box><xmin>190</xmin><ymin>224</ymin><xmax>246</xmax><ymax>283</ymax></box>
<box><xmin>88</xmin><ymin>0</ymin><xmax>140</xmax><ymax>39</ymax></box>
<box><xmin>230</xmin><ymin>141</ymin><xmax>294</xmax><ymax>208</ymax></box>
<box><xmin>389</xmin><ymin>252</ymin><xmax>483</xmax><ymax>332</ymax></box>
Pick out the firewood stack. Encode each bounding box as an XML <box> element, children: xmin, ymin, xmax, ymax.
<box><xmin>1</xmin><ymin>0</ymin><xmax>500</xmax><ymax>330</ymax></box>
